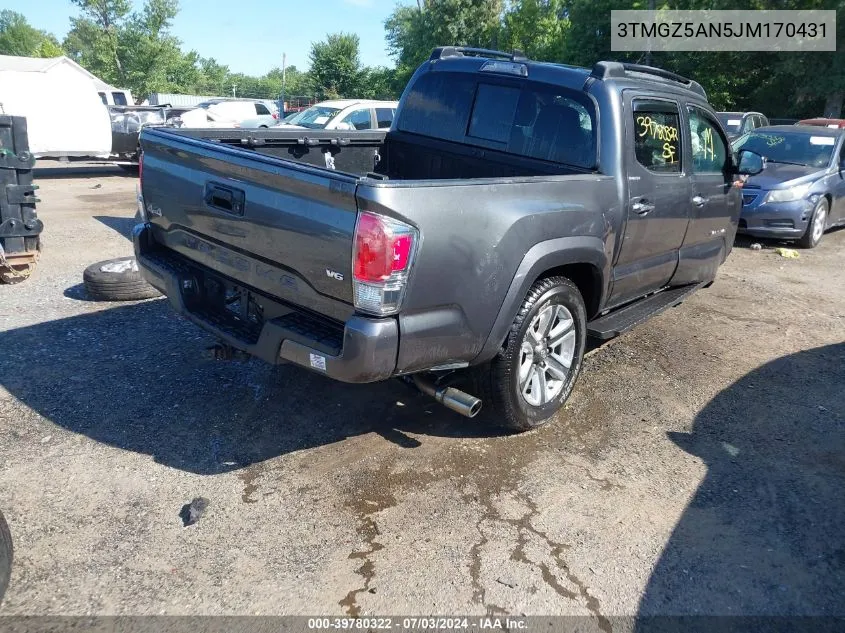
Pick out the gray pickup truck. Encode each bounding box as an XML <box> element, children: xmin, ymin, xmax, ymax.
<box><xmin>134</xmin><ymin>47</ymin><xmax>762</xmax><ymax>431</ymax></box>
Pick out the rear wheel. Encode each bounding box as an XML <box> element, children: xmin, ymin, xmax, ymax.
<box><xmin>798</xmin><ymin>198</ymin><xmax>828</xmax><ymax>248</ymax></box>
<box><xmin>477</xmin><ymin>276</ymin><xmax>587</xmax><ymax>431</ymax></box>
<box><xmin>0</xmin><ymin>510</ymin><xmax>12</xmax><ymax>604</ymax></box>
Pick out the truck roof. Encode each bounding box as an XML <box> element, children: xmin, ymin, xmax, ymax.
<box><xmin>425</xmin><ymin>47</ymin><xmax>709</xmax><ymax>103</ymax></box>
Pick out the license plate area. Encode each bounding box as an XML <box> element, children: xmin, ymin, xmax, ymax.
<box><xmin>180</xmin><ymin>269</ymin><xmax>267</xmax><ymax>344</ymax></box>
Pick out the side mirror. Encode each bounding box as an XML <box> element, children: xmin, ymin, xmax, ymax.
<box><xmin>737</xmin><ymin>149</ymin><xmax>765</xmax><ymax>176</ymax></box>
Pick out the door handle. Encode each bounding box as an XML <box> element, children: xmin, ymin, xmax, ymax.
<box><xmin>632</xmin><ymin>200</ymin><xmax>655</xmax><ymax>215</ymax></box>
<box><xmin>204</xmin><ymin>182</ymin><xmax>245</xmax><ymax>216</ymax></box>
<box><xmin>692</xmin><ymin>195</ymin><xmax>708</xmax><ymax>207</ymax></box>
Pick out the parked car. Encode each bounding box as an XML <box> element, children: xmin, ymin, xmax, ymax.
<box><xmin>276</xmin><ymin>99</ymin><xmax>399</xmax><ymax>131</ymax></box>
<box><xmin>732</xmin><ymin>125</ymin><xmax>845</xmax><ymax>247</ymax></box>
<box><xmin>108</xmin><ymin>105</ymin><xmax>194</xmax><ymax>164</ymax></box>
<box><xmin>195</xmin><ymin>98</ymin><xmax>278</xmax><ymax>127</ymax></box>
<box><xmin>98</xmin><ymin>88</ymin><xmax>133</xmax><ymax>106</ymax></box>
<box><xmin>717</xmin><ymin>111</ymin><xmax>769</xmax><ymax>140</ymax></box>
<box><xmin>134</xmin><ymin>47</ymin><xmax>758</xmax><ymax>430</ymax></box>
<box><xmin>170</xmin><ymin>108</ymin><xmax>241</xmax><ymax>128</ymax></box>
<box><xmin>796</xmin><ymin>117</ymin><xmax>845</xmax><ymax>129</ymax></box>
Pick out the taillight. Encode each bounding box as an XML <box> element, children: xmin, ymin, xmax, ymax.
<box><xmin>272</xmin><ymin>112</ymin><xmax>278</xmax><ymax>119</ymax></box>
<box><xmin>352</xmin><ymin>211</ymin><xmax>418</xmax><ymax>316</ymax></box>
<box><xmin>138</xmin><ymin>151</ymin><xmax>143</xmax><ymax>187</ymax></box>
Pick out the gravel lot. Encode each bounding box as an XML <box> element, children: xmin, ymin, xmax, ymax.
<box><xmin>0</xmin><ymin>164</ymin><xmax>843</xmax><ymax>619</ymax></box>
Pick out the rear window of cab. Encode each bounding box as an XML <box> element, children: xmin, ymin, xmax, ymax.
<box><xmin>397</xmin><ymin>71</ymin><xmax>597</xmax><ymax>170</ymax></box>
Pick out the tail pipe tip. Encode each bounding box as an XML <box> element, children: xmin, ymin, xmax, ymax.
<box><xmin>412</xmin><ymin>375</ymin><xmax>482</xmax><ymax>418</ymax></box>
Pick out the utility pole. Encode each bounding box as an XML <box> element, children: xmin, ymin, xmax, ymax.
<box><xmin>644</xmin><ymin>0</ymin><xmax>655</xmax><ymax>66</ymax></box>
<box><xmin>279</xmin><ymin>53</ymin><xmax>287</xmax><ymax>116</ymax></box>
<box><xmin>232</xmin><ymin>84</ymin><xmax>237</xmax><ymax>98</ymax></box>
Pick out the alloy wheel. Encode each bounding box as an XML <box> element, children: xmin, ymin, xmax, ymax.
<box><xmin>518</xmin><ymin>303</ymin><xmax>577</xmax><ymax>406</ymax></box>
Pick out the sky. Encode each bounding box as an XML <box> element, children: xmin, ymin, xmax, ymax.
<box><xmin>3</xmin><ymin>0</ymin><xmax>398</xmax><ymax>75</ymax></box>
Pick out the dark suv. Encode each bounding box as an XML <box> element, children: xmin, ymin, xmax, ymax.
<box><xmin>135</xmin><ymin>47</ymin><xmax>760</xmax><ymax>430</ymax></box>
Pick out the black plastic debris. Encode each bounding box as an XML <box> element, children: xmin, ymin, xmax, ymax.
<box><xmin>179</xmin><ymin>497</ymin><xmax>209</xmax><ymax>527</ymax></box>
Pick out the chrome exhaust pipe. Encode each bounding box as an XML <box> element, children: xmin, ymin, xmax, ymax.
<box><xmin>412</xmin><ymin>375</ymin><xmax>482</xmax><ymax>418</ymax></box>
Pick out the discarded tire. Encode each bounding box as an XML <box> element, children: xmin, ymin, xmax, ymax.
<box><xmin>0</xmin><ymin>261</ymin><xmax>37</xmax><ymax>285</ymax></box>
<box><xmin>82</xmin><ymin>257</ymin><xmax>161</xmax><ymax>301</ymax></box>
<box><xmin>0</xmin><ymin>510</ymin><xmax>11</xmax><ymax>604</ymax></box>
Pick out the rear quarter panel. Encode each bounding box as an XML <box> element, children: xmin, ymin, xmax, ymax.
<box><xmin>357</xmin><ymin>176</ymin><xmax>620</xmax><ymax>372</ymax></box>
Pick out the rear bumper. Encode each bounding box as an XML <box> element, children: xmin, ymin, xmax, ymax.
<box><xmin>133</xmin><ymin>223</ymin><xmax>398</xmax><ymax>383</ymax></box>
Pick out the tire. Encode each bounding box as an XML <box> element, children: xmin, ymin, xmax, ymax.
<box><xmin>0</xmin><ymin>262</ymin><xmax>36</xmax><ymax>285</ymax></box>
<box><xmin>476</xmin><ymin>276</ymin><xmax>587</xmax><ymax>432</ymax></box>
<box><xmin>798</xmin><ymin>197</ymin><xmax>828</xmax><ymax>249</ymax></box>
<box><xmin>82</xmin><ymin>257</ymin><xmax>161</xmax><ymax>301</ymax></box>
<box><xmin>0</xmin><ymin>510</ymin><xmax>11</xmax><ymax>604</ymax></box>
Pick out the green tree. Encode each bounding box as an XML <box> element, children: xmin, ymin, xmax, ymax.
<box><xmin>0</xmin><ymin>10</ymin><xmax>64</xmax><ymax>57</ymax></box>
<box><xmin>357</xmin><ymin>66</ymin><xmax>397</xmax><ymax>100</ymax></box>
<box><xmin>385</xmin><ymin>0</ymin><xmax>503</xmax><ymax>90</ymax></box>
<box><xmin>500</xmin><ymin>0</ymin><xmax>568</xmax><ymax>62</ymax></box>
<box><xmin>117</xmin><ymin>0</ymin><xmax>187</xmax><ymax>97</ymax></box>
<box><xmin>64</xmin><ymin>0</ymin><xmax>132</xmax><ymax>84</ymax></box>
<box><xmin>64</xmin><ymin>0</ymin><xmax>207</xmax><ymax>101</ymax></box>
<box><xmin>308</xmin><ymin>32</ymin><xmax>362</xmax><ymax>99</ymax></box>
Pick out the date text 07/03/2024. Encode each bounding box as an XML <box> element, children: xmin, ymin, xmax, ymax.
<box><xmin>306</xmin><ymin>617</ymin><xmax>528</xmax><ymax>630</ymax></box>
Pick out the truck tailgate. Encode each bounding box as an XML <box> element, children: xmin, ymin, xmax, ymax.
<box><xmin>140</xmin><ymin>128</ymin><xmax>358</xmax><ymax>313</ymax></box>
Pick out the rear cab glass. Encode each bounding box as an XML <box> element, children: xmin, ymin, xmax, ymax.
<box><xmin>397</xmin><ymin>71</ymin><xmax>597</xmax><ymax>169</ymax></box>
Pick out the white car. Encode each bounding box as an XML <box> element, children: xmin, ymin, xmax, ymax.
<box><xmin>197</xmin><ymin>99</ymin><xmax>279</xmax><ymax>128</ymax></box>
<box><xmin>275</xmin><ymin>99</ymin><xmax>398</xmax><ymax>131</ymax></box>
<box><xmin>173</xmin><ymin>108</ymin><xmax>241</xmax><ymax>128</ymax></box>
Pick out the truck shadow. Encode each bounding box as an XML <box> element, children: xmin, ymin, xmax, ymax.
<box><xmin>637</xmin><ymin>342</ymin><xmax>845</xmax><ymax>622</ymax></box>
<box><xmin>93</xmin><ymin>215</ymin><xmax>137</xmax><ymax>241</ymax></box>
<box><xmin>0</xmin><ymin>300</ymin><xmax>502</xmax><ymax>475</ymax></box>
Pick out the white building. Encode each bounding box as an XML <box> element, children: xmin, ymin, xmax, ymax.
<box><xmin>0</xmin><ymin>54</ymin><xmax>132</xmax><ymax>105</ymax></box>
<box><xmin>0</xmin><ymin>54</ymin><xmax>118</xmax><ymax>158</ymax></box>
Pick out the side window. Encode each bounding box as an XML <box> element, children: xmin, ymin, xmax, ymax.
<box><xmin>741</xmin><ymin>115</ymin><xmax>756</xmax><ymax>134</ymax></box>
<box><xmin>688</xmin><ymin>107</ymin><xmax>729</xmax><ymax>174</ymax></box>
<box><xmin>342</xmin><ymin>108</ymin><xmax>373</xmax><ymax>130</ymax></box>
<box><xmin>112</xmin><ymin>92</ymin><xmax>128</xmax><ymax>106</ymax></box>
<box><xmin>633</xmin><ymin>100</ymin><xmax>682</xmax><ymax>173</ymax></box>
<box><xmin>255</xmin><ymin>103</ymin><xmax>270</xmax><ymax>115</ymax></box>
<box><xmin>376</xmin><ymin>107</ymin><xmax>395</xmax><ymax>129</ymax></box>
<box><xmin>98</xmin><ymin>92</ymin><xmax>108</xmax><ymax>105</ymax></box>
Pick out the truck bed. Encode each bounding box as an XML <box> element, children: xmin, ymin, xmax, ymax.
<box><xmin>164</xmin><ymin>127</ymin><xmax>588</xmax><ymax>180</ymax></box>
